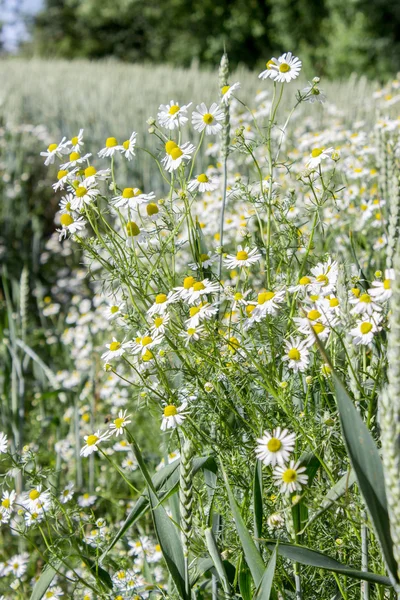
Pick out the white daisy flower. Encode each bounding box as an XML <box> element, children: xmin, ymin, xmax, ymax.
<box><xmin>104</xmin><ymin>301</ymin><xmax>125</xmax><ymax>320</ymax></box>
<box><xmin>59</xmin><ymin>482</ymin><xmax>74</xmax><ymax>504</ymax></box>
<box><xmin>113</xmin><ymin>187</ymin><xmax>156</xmax><ymax>209</ymax></box>
<box><xmin>282</xmin><ymin>336</ymin><xmax>310</xmax><ymax>372</ymax></box>
<box><xmin>270</xmin><ymin>52</ymin><xmax>302</xmax><ymax>83</ymax></box>
<box><xmin>40</xmin><ymin>138</ymin><xmax>69</xmax><ymax>165</ymax></box>
<box><xmin>52</xmin><ymin>167</ymin><xmax>78</xmax><ymax>191</ymax></box>
<box><xmin>350</xmin><ymin>315</ymin><xmax>382</xmax><ymax>346</ymax></box>
<box><xmin>59</xmin><ymin>151</ymin><xmax>92</xmax><ymax>169</ymax></box>
<box><xmin>306</xmin><ymin>147</ymin><xmax>334</xmax><ymax>169</ymax></box>
<box><xmin>109</xmin><ymin>410</ymin><xmax>132</xmax><ymax>436</ymax></box>
<box><xmin>78</xmin><ymin>493</ymin><xmax>97</xmax><ymax>507</ymax></box>
<box><xmin>1</xmin><ymin>490</ymin><xmax>16</xmax><ymax>514</ymax></box>
<box><xmin>302</xmin><ymin>82</ymin><xmax>326</xmax><ymax>103</ymax></box>
<box><xmin>147</xmin><ymin>291</ymin><xmax>177</xmax><ymax>316</ymax></box>
<box><xmin>131</xmin><ymin>333</ymin><xmax>163</xmax><ymax>356</ymax></box>
<box><xmin>258</xmin><ymin>58</ymin><xmax>279</xmax><ymax>80</ymax></box>
<box><xmin>273</xmin><ymin>460</ymin><xmax>308</xmax><ymax>494</ymax></box>
<box><xmin>288</xmin><ymin>276</ymin><xmax>313</xmax><ymax>294</ymax></box>
<box><xmin>192</xmin><ymin>102</ymin><xmax>224</xmax><ymax>134</ymax></box>
<box><xmin>24</xmin><ymin>485</ymin><xmax>51</xmax><ymax>512</ymax></box>
<box><xmin>0</xmin><ymin>432</ymin><xmax>8</xmax><ymax>454</ymax></box>
<box><xmin>80</xmin><ymin>430</ymin><xmax>111</xmax><ymax>457</ymax></box>
<box><xmin>162</xmin><ymin>141</ymin><xmax>196</xmax><ymax>172</ymax></box>
<box><xmin>180</xmin><ymin>325</ymin><xmax>205</xmax><ymax>346</ymax></box>
<box><xmin>186</xmin><ymin>302</ymin><xmax>218</xmax><ymax>328</ymax></box>
<box><xmin>81</xmin><ymin>165</ymin><xmax>111</xmax><ymax>187</ymax></box>
<box><xmin>71</xmin><ymin>184</ymin><xmax>100</xmax><ymax>210</ymax></box>
<box><xmin>98</xmin><ymin>137</ymin><xmax>124</xmax><ymax>158</ymax></box>
<box><xmin>255</xmin><ymin>428</ymin><xmax>296</xmax><ymax>467</ymax></box>
<box><xmin>368</xmin><ymin>268</ymin><xmax>394</xmax><ymax>302</ymax></box>
<box><xmin>125</xmin><ymin>221</ymin><xmax>149</xmax><ymax>246</ymax></box>
<box><xmin>185</xmin><ymin>278</ymin><xmax>221</xmax><ymax>304</ymax></box>
<box><xmin>187</xmin><ymin>173</ymin><xmax>219</xmax><ymax>193</ymax></box>
<box><xmin>224</xmin><ymin>245</ymin><xmax>262</xmax><ymax>269</ymax></box>
<box><xmin>220</xmin><ymin>82</ymin><xmax>241</xmax><ymax>104</ymax></box>
<box><xmin>120</xmin><ymin>131</ymin><xmax>137</xmax><ymax>160</ymax></box>
<box><xmin>150</xmin><ymin>313</ymin><xmax>170</xmax><ymax>335</ymax></box>
<box><xmin>58</xmin><ymin>193</ymin><xmax>74</xmax><ymax>212</ymax></box>
<box><xmin>101</xmin><ymin>338</ymin><xmax>131</xmax><ymax>362</ymax></box>
<box><xmin>349</xmin><ymin>292</ymin><xmax>382</xmax><ymax>316</ymax></box>
<box><xmin>310</xmin><ymin>258</ymin><xmax>338</xmax><ymax>295</ymax></box>
<box><xmin>157</xmin><ymin>100</ymin><xmax>192</xmax><ymax>130</ymax></box>
<box><xmin>57</xmin><ymin>214</ymin><xmax>86</xmax><ymax>241</ymax></box>
<box><xmin>174</xmin><ymin>276</ymin><xmax>197</xmax><ymax>300</ymax></box>
<box><xmin>251</xmin><ymin>289</ymin><xmax>286</xmax><ymax>319</ymax></box>
<box><xmin>4</xmin><ymin>553</ymin><xmax>29</xmax><ymax>578</ymax></box>
<box><xmin>146</xmin><ymin>202</ymin><xmax>161</xmax><ymax>221</ymax></box>
<box><xmin>41</xmin><ymin>585</ymin><xmax>64</xmax><ymax>598</ymax></box>
<box><xmin>68</xmin><ymin>129</ymin><xmax>84</xmax><ymax>152</ymax></box>
<box><xmin>161</xmin><ymin>402</ymin><xmax>188</xmax><ymax>431</ymax></box>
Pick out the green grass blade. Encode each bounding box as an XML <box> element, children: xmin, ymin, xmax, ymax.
<box><xmin>261</xmin><ymin>540</ymin><xmax>392</xmax><ymax>587</ymax></box>
<box><xmin>205</xmin><ymin>527</ymin><xmax>231</xmax><ymax>596</ymax></box>
<box><xmin>254</xmin><ymin>546</ymin><xmax>277</xmax><ymax>600</ymax></box>
<box><xmin>30</xmin><ymin>561</ymin><xmax>61</xmax><ymax>600</ymax></box>
<box><xmin>305</xmin><ymin>469</ymin><xmax>356</xmax><ymax>530</ymax></box>
<box><xmin>220</xmin><ymin>462</ymin><xmax>265</xmax><ymax>586</ymax></box>
<box><xmin>332</xmin><ymin>374</ymin><xmax>398</xmax><ymax>583</ymax></box>
<box><xmin>253</xmin><ymin>460</ymin><xmax>263</xmax><ymax>549</ymax></box>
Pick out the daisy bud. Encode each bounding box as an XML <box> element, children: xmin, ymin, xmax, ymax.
<box><xmin>375</xmin><ymin>270</ymin><xmax>382</xmax><ymax>278</ymax></box>
<box><xmin>306</xmin><ymin>375</ymin><xmax>313</xmax><ymax>385</ymax></box>
<box><xmin>146</xmin><ymin>117</ymin><xmax>156</xmax><ymax>125</ymax></box>
<box><xmin>292</xmin><ymin>494</ymin><xmax>302</xmax><ymax>505</ymax></box>
<box><xmin>312</xmin><ymin>76</ymin><xmax>320</xmax><ymax>84</ymax></box>
<box><xmin>204</xmin><ymin>382</ymin><xmax>214</xmax><ymax>393</ymax></box>
<box><xmin>148</xmin><ymin>126</ymin><xmax>155</xmax><ymax>134</ymax></box>
<box><xmin>103</xmin><ymin>363</ymin><xmax>112</xmax><ymax>372</ymax></box>
<box><xmin>279</xmin><ymin>381</ymin><xmax>288</xmax><ymax>389</ymax></box>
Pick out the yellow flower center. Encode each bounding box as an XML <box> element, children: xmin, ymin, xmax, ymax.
<box><xmin>109</xmin><ymin>341</ymin><xmax>121</xmax><ymax>351</ymax></box>
<box><xmin>311</xmin><ymin>148</ymin><xmax>323</xmax><ymax>158</ymax></box>
<box><xmin>329</xmin><ymin>298</ymin><xmax>339</xmax><ymax>307</ymax></box>
<box><xmin>69</xmin><ymin>151</ymin><xmax>80</xmax><ymax>161</ymax></box>
<box><xmin>110</xmin><ymin>305</ymin><xmax>119</xmax><ymax>314</ymax></box>
<box><xmin>246</xmin><ymin>305</ymin><xmax>255</xmax><ymax>316</ymax></box>
<box><xmin>258</xmin><ymin>291</ymin><xmax>275</xmax><ymax>304</ymax></box>
<box><xmin>154</xmin><ymin>317</ymin><xmax>164</xmax><ymax>328</ymax></box>
<box><xmin>288</xmin><ymin>348</ymin><xmax>300</xmax><ymax>361</ymax></box>
<box><xmin>155</xmin><ymin>293</ymin><xmax>167</xmax><ymax>304</ymax></box>
<box><xmin>165</xmin><ymin>140</ymin><xmax>178</xmax><ymax>154</ymax></box>
<box><xmin>183</xmin><ymin>276</ymin><xmax>196</xmax><ymax>289</ymax></box>
<box><xmin>307</xmin><ymin>309</ymin><xmax>321</xmax><ymax>320</ymax></box>
<box><xmin>164</xmin><ymin>405</ymin><xmax>178</xmax><ymax>417</ymax></box>
<box><xmin>76</xmin><ymin>186</ymin><xmax>87</xmax><ymax>198</ymax></box>
<box><xmin>197</xmin><ymin>173</ymin><xmax>209</xmax><ymax>183</ymax></box>
<box><xmin>86</xmin><ymin>434</ymin><xmax>99</xmax><ymax>446</ymax></box>
<box><xmin>316</xmin><ymin>274</ymin><xmax>329</xmax><ymax>285</ymax></box>
<box><xmin>221</xmin><ymin>85</ymin><xmax>230</xmax><ymax>95</ymax></box>
<box><xmin>190</xmin><ymin>306</ymin><xmax>201</xmax><ymax>316</ymax></box>
<box><xmin>57</xmin><ymin>169</ymin><xmax>68</xmax><ymax>180</ymax></box>
<box><xmin>279</xmin><ymin>63</ymin><xmax>291</xmax><ymax>73</ymax></box>
<box><xmin>169</xmin><ymin>104</ymin><xmax>180</xmax><ymax>115</ymax></box>
<box><xmin>193</xmin><ymin>282</ymin><xmax>205</xmax><ymax>291</ymax></box>
<box><xmin>114</xmin><ymin>417</ymin><xmax>124</xmax><ymax>429</ymax></box>
<box><xmin>359</xmin><ymin>293</ymin><xmax>371</xmax><ymax>303</ymax></box>
<box><xmin>187</xmin><ymin>328</ymin><xmax>196</xmax><ymax>335</ymax></box>
<box><xmin>234</xmin><ymin>292</ymin><xmax>243</xmax><ymax>301</ymax></box>
<box><xmin>142</xmin><ymin>349</ymin><xmax>154</xmax><ymax>361</ymax></box>
<box><xmin>203</xmin><ymin>113</ymin><xmax>214</xmax><ymax>124</ymax></box>
<box><xmin>60</xmin><ymin>213</ymin><xmax>74</xmax><ymax>227</ymax></box>
<box><xmin>84</xmin><ymin>166</ymin><xmax>96</xmax><ymax>177</ymax></box>
<box><xmin>267</xmin><ymin>438</ymin><xmax>282</xmax><ymax>452</ymax></box>
<box><xmin>383</xmin><ymin>279</ymin><xmax>391</xmax><ymax>290</ymax></box>
<box><xmin>142</xmin><ymin>336</ymin><xmax>153</xmax><ymax>346</ymax></box>
<box><xmin>126</xmin><ymin>221</ymin><xmax>140</xmax><ymax>236</ymax></box>
<box><xmin>313</xmin><ymin>323</ymin><xmax>325</xmax><ymax>334</ymax></box>
<box><xmin>2</xmin><ymin>498</ymin><xmax>10</xmax><ymax>508</ymax></box>
<box><xmin>118</xmin><ymin>571</ymin><xmax>126</xmax><ymax>579</ymax></box>
<box><xmin>147</xmin><ymin>203</ymin><xmax>159</xmax><ymax>216</ymax></box>
<box><xmin>29</xmin><ymin>490</ymin><xmax>40</xmax><ymax>500</ymax></box>
<box><xmin>122</xmin><ymin>140</ymin><xmax>130</xmax><ymax>150</ymax></box>
<box><xmin>266</xmin><ymin>59</ymin><xmax>275</xmax><ymax>69</ymax></box>
<box><xmin>282</xmin><ymin>468</ymin><xmax>297</xmax><ymax>483</ymax></box>
<box><xmin>229</xmin><ymin>337</ymin><xmax>240</xmax><ymax>351</ymax></box>
<box><xmin>122</xmin><ymin>187</ymin><xmax>134</xmax><ymax>198</ymax></box>
<box><xmin>48</xmin><ymin>143</ymin><xmax>58</xmax><ymax>152</ymax></box>
<box><xmin>106</xmin><ymin>137</ymin><xmax>118</xmax><ymax>148</ymax></box>
<box><xmin>360</xmin><ymin>322</ymin><xmax>373</xmax><ymax>334</ymax></box>
<box><xmin>170</xmin><ymin>147</ymin><xmax>183</xmax><ymax>160</ymax></box>
<box><xmin>351</xmin><ymin>287</ymin><xmax>360</xmax><ymax>297</ymax></box>
<box><xmin>236</xmin><ymin>250</ymin><xmax>249</xmax><ymax>260</ymax></box>
<box><xmin>200</xmin><ymin>253</ymin><xmax>209</xmax><ymax>262</ymax></box>
<box><xmin>299</xmin><ymin>276</ymin><xmax>311</xmax><ymax>285</ymax></box>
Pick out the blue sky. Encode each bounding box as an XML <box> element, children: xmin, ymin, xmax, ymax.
<box><xmin>1</xmin><ymin>0</ymin><xmax>43</xmax><ymax>50</ymax></box>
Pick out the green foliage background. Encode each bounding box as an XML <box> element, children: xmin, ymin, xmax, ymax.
<box><xmin>25</xmin><ymin>0</ymin><xmax>400</xmax><ymax>79</ymax></box>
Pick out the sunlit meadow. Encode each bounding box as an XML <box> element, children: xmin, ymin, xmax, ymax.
<box><xmin>1</xmin><ymin>54</ymin><xmax>400</xmax><ymax>600</ymax></box>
